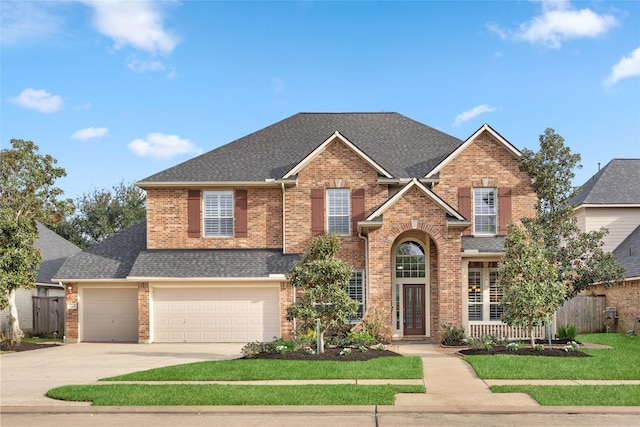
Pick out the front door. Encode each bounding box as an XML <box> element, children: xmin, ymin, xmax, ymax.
<box><xmin>404</xmin><ymin>284</ymin><xmax>426</xmax><ymax>335</ymax></box>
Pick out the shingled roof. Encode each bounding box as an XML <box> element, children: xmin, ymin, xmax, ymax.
<box><xmin>137</xmin><ymin>113</ymin><xmax>464</xmax><ymax>184</ymax></box>
<box><xmin>35</xmin><ymin>222</ymin><xmax>81</xmax><ymax>284</ymax></box>
<box><xmin>613</xmin><ymin>225</ymin><xmax>640</xmax><ymax>279</ymax></box>
<box><xmin>570</xmin><ymin>159</ymin><xmax>640</xmax><ymax>206</ymax></box>
<box><xmin>54</xmin><ymin>222</ymin><xmax>147</xmax><ymax>280</ymax></box>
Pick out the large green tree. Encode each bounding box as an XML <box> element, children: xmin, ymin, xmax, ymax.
<box><xmin>498</xmin><ymin>223</ymin><xmax>566</xmax><ymax>348</ymax></box>
<box><xmin>54</xmin><ymin>181</ymin><xmax>146</xmax><ymax>248</ymax></box>
<box><xmin>519</xmin><ymin>129</ymin><xmax>624</xmax><ymax>299</ymax></box>
<box><xmin>286</xmin><ymin>234</ymin><xmax>359</xmax><ymax>353</ymax></box>
<box><xmin>0</xmin><ymin>139</ymin><xmax>73</xmax><ymax>343</ymax></box>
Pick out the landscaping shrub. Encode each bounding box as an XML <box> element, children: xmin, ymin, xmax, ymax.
<box><xmin>557</xmin><ymin>324</ymin><xmax>577</xmax><ymax>340</ymax></box>
<box><xmin>440</xmin><ymin>323</ymin><xmax>465</xmax><ymax>343</ymax></box>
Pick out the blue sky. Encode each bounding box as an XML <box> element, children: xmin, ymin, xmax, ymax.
<box><xmin>2</xmin><ymin>0</ymin><xmax>639</xmax><ymax>200</ymax></box>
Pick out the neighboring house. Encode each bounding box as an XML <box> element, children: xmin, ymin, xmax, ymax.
<box><xmin>55</xmin><ymin>112</ymin><xmax>538</xmax><ymax>344</ymax></box>
<box><xmin>1</xmin><ymin>222</ymin><xmax>81</xmax><ymax>335</ymax></box>
<box><xmin>570</xmin><ymin>158</ymin><xmax>640</xmax><ymax>333</ymax></box>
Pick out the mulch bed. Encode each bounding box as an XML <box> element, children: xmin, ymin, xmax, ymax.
<box><xmin>0</xmin><ymin>341</ymin><xmax>61</xmax><ymax>353</ymax></box>
<box><xmin>247</xmin><ymin>347</ymin><xmax>402</xmax><ymax>361</ymax></box>
<box><xmin>448</xmin><ymin>339</ymin><xmax>591</xmax><ymax>357</ymax></box>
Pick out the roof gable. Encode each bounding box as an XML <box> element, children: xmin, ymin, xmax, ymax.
<box><xmin>425</xmin><ymin>124</ymin><xmax>521</xmax><ymax>178</ymax></box>
<box><xmin>613</xmin><ymin>224</ymin><xmax>640</xmax><ymax>279</ymax></box>
<box><xmin>283</xmin><ymin>131</ymin><xmax>392</xmax><ymax>179</ymax></box>
<box><xmin>570</xmin><ymin>159</ymin><xmax>640</xmax><ymax>206</ymax></box>
<box><xmin>35</xmin><ymin>222</ymin><xmax>81</xmax><ymax>284</ymax></box>
<box><xmin>365</xmin><ymin>178</ymin><xmax>466</xmax><ymax>222</ymax></box>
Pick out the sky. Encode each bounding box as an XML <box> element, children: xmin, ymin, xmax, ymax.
<box><xmin>2</xmin><ymin>0</ymin><xmax>639</xmax><ymax>201</ymax></box>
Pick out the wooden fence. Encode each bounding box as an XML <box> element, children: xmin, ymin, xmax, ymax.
<box><xmin>32</xmin><ymin>296</ymin><xmax>65</xmax><ymax>337</ymax></box>
<box><xmin>556</xmin><ymin>295</ymin><xmax>606</xmax><ymax>334</ymax></box>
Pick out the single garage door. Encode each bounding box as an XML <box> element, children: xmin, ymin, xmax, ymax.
<box><xmin>83</xmin><ymin>288</ymin><xmax>138</xmax><ymax>342</ymax></box>
<box><xmin>153</xmin><ymin>287</ymin><xmax>280</xmax><ymax>343</ymax></box>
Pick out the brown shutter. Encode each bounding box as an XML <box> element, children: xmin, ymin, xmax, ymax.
<box><xmin>187</xmin><ymin>190</ymin><xmax>201</xmax><ymax>238</ymax></box>
<box><xmin>235</xmin><ymin>189</ymin><xmax>248</xmax><ymax>237</ymax></box>
<box><xmin>498</xmin><ymin>187</ymin><xmax>512</xmax><ymax>235</ymax></box>
<box><xmin>311</xmin><ymin>188</ymin><xmax>325</xmax><ymax>236</ymax></box>
<box><xmin>351</xmin><ymin>188</ymin><xmax>365</xmax><ymax>236</ymax></box>
<box><xmin>458</xmin><ymin>187</ymin><xmax>472</xmax><ymax>236</ymax></box>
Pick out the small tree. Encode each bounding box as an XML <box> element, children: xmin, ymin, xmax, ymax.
<box><xmin>0</xmin><ymin>139</ymin><xmax>73</xmax><ymax>343</ymax></box>
<box><xmin>519</xmin><ymin>128</ymin><xmax>624</xmax><ymax>299</ymax></box>
<box><xmin>286</xmin><ymin>234</ymin><xmax>359</xmax><ymax>353</ymax></box>
<box><xmin>499</xmin><ymin>223</ymin><xmax>566</xmax><ymax>348</ymax></box>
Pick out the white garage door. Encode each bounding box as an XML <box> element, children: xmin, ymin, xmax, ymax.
<box><xmin>83</xmin><ymin>288</ymin><xmax>138</xmax><ymax>342</ymax></box>
<box><xmin>153</xmin><ymin>287</ymin><xmax>280</xmax><ymax>343</ymax></box>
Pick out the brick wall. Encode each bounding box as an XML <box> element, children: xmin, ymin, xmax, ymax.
<box><xmin>65</xmin><ymin>283</ymin><xmax>78</xmax><ymax>343</ymax></box>
<box><xmin>138</xmin><ymin>283</ymin><xmax>150</xmax><ymax>343</ymax></box>
<box><xmin>146</xmin><ymin>187</ymin><xmax>283</xmax><ymax>249</ymax></box>
<box><xmin>437</xmin><ymin>130</ymin><xmax>537</xmax><ymax>224</ymax></box>
<box><xmin>590</xmin><ymin>279</ymin><xmax>640</xmax><ymax>333</ymax></box>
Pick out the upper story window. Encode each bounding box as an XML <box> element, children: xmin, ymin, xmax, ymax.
<box><xmin>327</xmin><ymin>188</ymin><xmax>350</xmax><ymax>235</ymax></box>
<box><xmin>203</xmin><ymin>191</ymin><xmax>233</xmax><ymax>237</ymax></box>
<box><xmin>474</xmin><ymin>188</ymin><xmax>497</xmax><ymax>235</ymax></box>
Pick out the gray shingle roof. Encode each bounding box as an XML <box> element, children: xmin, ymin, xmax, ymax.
<box><xmin>35</xmin><ymin>222</ymin><xmax>81</xmax><ymax>284</ymax></box>
<box><xmin>138</xmin><ymin>113</ymin><xmax>464</xmax><ymax>183</ymax></box>
<box><xmin>129</xmin><ymin>249</ymin><xmax>299</xmax><ymax>278</ymax></box>
<box><xmin>462</xmin><ymin>236</ymin><xmax>505</xmax><ymax>253</ymax></box>
<box><xmin>570</xmin><ymin>159</ymin><xmax>640</xmax><ymax>206</ymax></box>
<box><xmin>613</xmin><ymin>225</ymin><xmax>640</xmax><ymax>278</ymax></box>
<box><xmin>54</xmin><ymin>222</ymin><xmax>147</xmax><ymax>280</ymax></box>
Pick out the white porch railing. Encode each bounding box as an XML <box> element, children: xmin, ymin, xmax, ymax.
<box><xmin>467</xmin><ymin>323</ymin><xmax>546</xmax><ymax>340</ymax></box>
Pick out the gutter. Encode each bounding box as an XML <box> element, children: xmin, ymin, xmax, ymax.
<box><xmin>358</xmin><ymin>230</ymin><xmax>370</xmax><ymax>315</ymax></box>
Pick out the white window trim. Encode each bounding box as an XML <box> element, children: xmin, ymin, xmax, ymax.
<box><xmin>468</xmin><ymin>266</ymin><xmax>503</xmax><ymax>324</ymax></box>
<box><xmin>326</xmin><ymin>188</ymin><xmax>350</xmax><ymax>236</ymax></box>
<box><xmin>474</xmin><ymin>187</ymin><xmax>497</xmax><ymax>236</ymax></box>
<box><xmin>202</xmin><ymin>191</ymin><xmax>234</xmax><ymax>237</ymax></box>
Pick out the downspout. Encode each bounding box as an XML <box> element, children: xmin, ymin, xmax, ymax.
<box><xmin>283</xmin><ymin>182</ymin><xmax>296</xmax><ymax>335</ymax></box>
<box><xmin>358</xmin><ymin>229</ymin><xmax>369</xmax><ymax>315</ymax></box>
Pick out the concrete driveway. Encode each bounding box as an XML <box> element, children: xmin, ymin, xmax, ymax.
<box><xmin>0</xmin><ymin>342</ymin><xmax>244</xmax><ymax>406</ymax></box>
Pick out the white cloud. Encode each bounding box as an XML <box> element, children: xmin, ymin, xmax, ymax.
<box><xmin>454</xmin><ymin>105</ymin><xmax>498</xmax><ymax>126</ymax></box>
<box><xmin>605</xmin><ymin>47</ymin><xmax>640</xmax><ymax>86</ymax></box>
<box><xmin>0</xmin><ymin>2</ymin><xmax>63</xmax><ymax>45</ymax></box>
<box><xmin>10</xmin><ymin>88</ymin><xmax>63</xmax><ymax>113</ymax></box>
<box><xmin>127</xmin><ymin>56</ymin><xmax>166</xmax><ymax>73</ymax></box>
<box><xmin>491</xmin><ymin>1</ymin><xmax>617</xmax><ymax>49</ymax></box>
<box><xmin>83</xmin><ymin>0</ymin><xmax>179</xmax><ymax>55</ymax></box>
<box><xmin>128</xmin><ymin>133</ymin><xmax>201</xmax><ymax>159</ymax></box>
<box><xmin>71</xmin><ymin>127</ymin><xmax>108</xmax><ymax>140</ymax></box>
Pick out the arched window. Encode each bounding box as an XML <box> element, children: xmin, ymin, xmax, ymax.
<box><xmin>395</xmin><ymin>241</ymin><xmax>425</xmax><ymax>278</ymax></box>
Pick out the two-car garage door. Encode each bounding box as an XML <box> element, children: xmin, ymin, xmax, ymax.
<box><xmin>153</xmin><ymin>287</ymin><xmax>280</xmax><ymax>343</ymax></box>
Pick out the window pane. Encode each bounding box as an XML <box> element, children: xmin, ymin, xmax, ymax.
<box><xmin>203</xmin><ymin>192</ymin><xmax>234</xmax><ymax>237</ymax></box>
<box><xmin>327</xmin><ymin>189</ymin><xmax>350</xmax><ymax>235</ymax></box>
<box><xmin>474</xmin><ymin>188</ymin><xmax>497</xmax><ymax>235</ymax></box>
<box><xmin>489</xmin><ymin>270</ymin><xmax>503</xmax><ymax>321</ymax></box>
<box><xmin>396</xmin><ymin>242</ymin><xmax>425</xmax><ymax>278</ymax></box>
<box><xmin>468</xmin><ymin>270</ymin><xmax>483</xmax><ymax>321</ymax></box>
<box><xmin>348</xmin><ymin>270</ymin><xmax>364</xmax><ymax>322</ymax></box>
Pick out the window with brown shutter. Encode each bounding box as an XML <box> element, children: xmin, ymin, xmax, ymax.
<box><xmin>351</xmin><ymin>188</ymin><xmax>365</xmax><ymax>237</ymax></box>
<box><xmin>458</xmin><ymin>187</ymin><xmax>472</xmax><ymax>236</ymax></box>
<box><xmin>187</xmin><ymin>190</ymin><xmax>201</xmax><ymax>238</ymax></box>
<box><xmin>311</xmin><ymin>189</ymin><xmax>325</xmax><ymax>236</ymax></box>
<box><xmin>498</xmin><ymin>187</ymin><xmax>512</xmax><ymax>235</ymax></box>
<box><xmin>235</xmin><ymin>189</ymin><xmax>248</xmax><ymax>237</ymax></box>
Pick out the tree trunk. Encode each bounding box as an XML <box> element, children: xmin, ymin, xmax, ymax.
<box><xmin>7</xmin><ymin>289</ymin><xmax>24</xmax><ymax>344</ymax></box>
<box><xmin>529</xmin><ymin>322</ymin><xmax>536</xmax><ymax>348</ymax></box>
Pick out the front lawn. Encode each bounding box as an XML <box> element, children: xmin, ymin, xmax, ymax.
<box><xmin>491</xmin><ymin>385</ymin><xmax>640</xmax><ymax>406</ymax></box>
<box><xmin>47</xmin><ymin>384</ymin><xmax>425</xmax><ymax>406</ymax></box>
<box><xmin>103</xmin><ymin>356</ymin><xmax>423</xmax><ymax>381</ymax></box>
<box><xmin>464</xmin><ymin>334</ymin><xmax>639</xmax><ymax>380</ymax></box>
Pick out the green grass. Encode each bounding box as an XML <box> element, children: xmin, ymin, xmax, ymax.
<box><xmin>103</xmin><ymin>356</ymin><xmax>423</xmax><ymax>381</ymax></box>
<box><xmin>47</xmin><ymin>384</ymin><xmax>425</xmax><ymax>406</ymax></box>
<box><xmin>22</xmin><ymin>337</ymin><xmax>57</xmax><ymax>343</ymax></box>
<box><xmin>464</xmin><ymin>333</ymin><xmax>640</xmax><ymax>380</ymax></box>
<box><xmin>491</xmin><ymin>385</ymin><xmax>640</xmax><ymax>406</ymax></box>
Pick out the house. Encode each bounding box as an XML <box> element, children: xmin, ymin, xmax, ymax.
<box><xmin>569</xmin><ymin>158</ymin><xmax>640</xmax><ymax>333</ymax></box>
<box><xmin>55</xmin><ymin>112</ymin><xmax>538</xmax><ymax>343</ymax></box>
<box><xmin>1</xmin><ymin>222</ymin><xmax>81</xmax><ymax>336</ymax></box>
